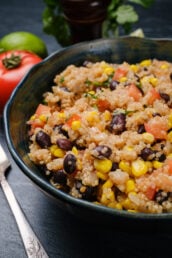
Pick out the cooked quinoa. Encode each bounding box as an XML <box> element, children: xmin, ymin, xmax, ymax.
<box><xmin>27</xmin><ymin>59</ymin><xmax>172</xmax><ymax>214</ymax></box>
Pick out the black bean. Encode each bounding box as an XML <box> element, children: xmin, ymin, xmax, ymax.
<box><xmin>111</xmin><ymin>162</ymin><xmax>119</xmax><ymax>171</ymax></box>
<box><xmin>137</xmin><ymin>124</ymin><xmax>145</xmax><ymax>134</ymax></box>
<box><xmin>52</xmin><ymin>170</ymin><xmax>67</xmax><ymax>185</ymax></box>
<box><xmin>81</xmin><ymin>186</ymin><xmax>97</xmax><ymax>201</ymax></box>
<box><xmin>154</xmin><ymin>190</ymin><xmax>170</xmax><ymax>204</ymax></box>
<box><xmin>92</xmin><ymin>145</ymin><xmax>112</xmax><ymax>159</ymax></box>
<box><xmin>63</xmin><ymin>154</ymin><xmax>77</xmax><ymax>174</ymax></box>
<box><xmin>140</xmin><ymin>147</ymin><xmax>155</xmax><ymax>161</ymax></box>
<box><xmin>159</xmin><ymin>92</ymin><xmax>170</xmax><ymax>102</ymax></box>
<box><xmin>75</xmin><ymin>181</ymin><xmax>97</xmax><ymax>201</ymax></box>
<box><xmin>57</xmin><ymin>138</ymin><xmax>73</xmax><ymax>150</ymax></box>
<box><xmin>107</xmin><ymin>113</ymin><xmax>126</xmax><ymax>134</ymax></box>
<box><xmin>53</xmin><ymin>124</ymin><xmax>69</xmax><ymax>138</ymax></box>
<box><xmin>152</xmin><ymin>112</ymin><xmax>161</xmax><ymax>117</ymax></box>
<box><xmin>157</xmin><ymin>153</ymin><xmax>166</xmax><ymax>162</ymax></box>
<box><xmin>36</xmin><ymin>130</ymin><xmax>51</xmax><ymax>148</ymax></box>
<box><xmin>170</xmin><ymin>73</ymin><xmax>172</xmax><ymax>81</ymax></box>
<box><xmin>39</xmin><ymin>165</ymin><xmax>52</xmax><ymax>179</ymax></box>
<box><xmin>109</xmin><ymin>80</ymin><xmax>118</xmax><ymax>91</ymax></box>
<box><xmin>74</xmin><ymin>139</ymin><xmax>86</xmax><ymax>150</ymax></box>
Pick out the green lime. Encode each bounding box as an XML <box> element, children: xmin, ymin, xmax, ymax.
<box><xmin>0</xmin><ymin>31</ymin><xmax>48</xmax><ymax>58</ymax></box>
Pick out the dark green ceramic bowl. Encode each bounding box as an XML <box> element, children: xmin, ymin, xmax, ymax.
<box><xmin>4</xmin><ymin>37</ymin><xmax>172</xmax><ymax>231</ymax></box>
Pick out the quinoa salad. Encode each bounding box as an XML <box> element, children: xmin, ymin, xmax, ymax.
<box><xmin>27</xmin><ymin>59</ymin><xmax>172</xmax><ymax>214</ymax></box>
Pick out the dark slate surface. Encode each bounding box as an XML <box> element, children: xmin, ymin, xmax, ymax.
<box><xmin>0</xmin><ymin>0</ymin><xmax>172</xmax><ymax>257</ymax></box>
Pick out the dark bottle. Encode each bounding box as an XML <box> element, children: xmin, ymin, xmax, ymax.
<box><xmin>60</xmin><ymin>0</ymin><xmax>111</xmax><ymax>43</ymax></box>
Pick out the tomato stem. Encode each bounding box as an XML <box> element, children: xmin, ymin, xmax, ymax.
<box><xmin>2</xmin><ymin>53</ymin><xmax>21</xmax><ymax>69</ymax></box>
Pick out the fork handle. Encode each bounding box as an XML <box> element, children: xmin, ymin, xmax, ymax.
<box><xmin>1</xmin><ymin>176</ymin><xmax>49</xmax><ymax>258</ymax></box>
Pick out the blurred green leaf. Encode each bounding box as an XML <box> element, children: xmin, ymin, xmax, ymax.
<box><xmin>115</xmin><ymin>5</ymin><xmax>138</xmax><ymax>24</ymax></box>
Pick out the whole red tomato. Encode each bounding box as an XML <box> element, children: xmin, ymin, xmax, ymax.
<box><xmin>0</xmin><ymin>50</ymin><xmax>42</xmax><ymax>113</ymax></box>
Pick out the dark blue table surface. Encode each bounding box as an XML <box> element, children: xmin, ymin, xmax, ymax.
<box><xmin>0</xmin><ymin>1</ymin><xmax>172</xmax><ymax>257</ymax></box>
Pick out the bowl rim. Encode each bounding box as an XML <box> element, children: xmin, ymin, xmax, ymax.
<box><xmin>4</xmin><ymin>36</ymin><xmax>172</xmax><ymax>220</ymax></box>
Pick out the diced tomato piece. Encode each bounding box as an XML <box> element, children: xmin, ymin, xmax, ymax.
<box><xmin>127</xmin><ymin>83</ymin><xmax>142</xmax><ymax>101</ymax></box>
<box><xmin>66</xmin><ymin>114</ymin><xmax>81</xmax><ymax>127</ymax></box>
<box><xmin>30</xmin><ymin>119</ymin><xmax>45</xmax><ymax>129</ymax></box>
<box><xmin>35</xmin><ymin>104</ymin><xmax>50</xmax><ymax>116</ymax></box>
<box><xmin>145</xmin><ymin>186</ymin><xmax>156</xmax><ymax>200</ymax></box>
<box><xmin>97</xmin><ymin>99</ymin><xmax>111</xmax><ymax>112</ymax></box>
<box><xmin>147</xmin><ymin>88</ymin><xmax>161</xmax><ymax>105</ymax></box>
<box><xmin>113</xmin><ymin>68</ymin><xmax>127</xmax><ymax>81</ymax></box>
<box><xmin>144</xmin><ymin>117</ymin><xmax>168</xmax><ymax>140</ymax></box>
<box><xmin>167</xmin><ymin>159</ymin><xmax>172</xmax><ymax>175</ymax></box>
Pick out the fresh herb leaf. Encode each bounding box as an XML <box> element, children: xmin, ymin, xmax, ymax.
<box><xmin>60</xmin><ymin>76</ymin><xmax>65</xmax><ymax>83</ymax></box>
<box><xmin>85</xmin><ymin>79</ymin><xmax>92</xmax><ymax>86</ymax></box>
<box><xmin>84</xmin><ymin>92</ymin><xmax>98</xmax><ymax>99</ymax></box>
<box><xmin>113</xmin><ymin>109</ymin><xmax>135</xmax><ymax>115</ymax></box>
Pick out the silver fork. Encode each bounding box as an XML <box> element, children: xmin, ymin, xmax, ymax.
<box><xmin>0</xmin><ymin>144</ymin><xmax>49</xmax><ymax>258</ymax></box>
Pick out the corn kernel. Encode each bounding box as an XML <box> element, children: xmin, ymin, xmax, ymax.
<box><xmin>126</xmin><ymin>179</ymin><xmax>135</xmax><ymax>193</ymax></box>
<box><xmin>94</xmin><ymin>159</ymin><xmax>112</xmax><ymax>173</ymax></box>
<box><xmin>142</xmin><ymin>132</ymin><xmax>155</xmax><ymax>144</ymax></box>
<box><xmin>140</xmin><ymin>76</ymin><xmax>149</xmax><ymax>85</ymax></box>
<box><xmin>100</xmin><ymin>188</ymin><xmax>115</xmax><ymax>205</ymax></box>
<box><xmin>108</xmin><ymin>202</ymin><xmax>117</xmax><ymax>208</ymax></box>
<box><xmin>153</xmin><ymin>160</ymin><xmax>163</xmax><ymax>169</ymax></box>
<box><xmin>104</xmin><ymin>67</ymin><xmax>114</xmax><ymax>75</ymax></box>
<box><xmin>145</xmin><ymin>161</ymin><xmax>153</xmax><ymax>170</ymax></box>
<box><xmin>101</xmin><ymin>62</ymin><xmax>114</xmax><ymax>75</ymax></box>
<box><xmin>103</xmin><ymin>110</ymin><xmax>111</xmax><ymax>121</ymax></box>
<box><xmin>49</xmin><ymin>145</ymin><xmax>57</xmax><ymax>154</ymax></box>
<box><xmin>76</xmin><ymin>159</ymin><xmax>82</xmax><ymax>170</ymax></box>
<box><xmin>130</xmin><ymin>64</ymin><xmax>138</xmax><ymax>73</ymax></box>
<box><xmin>167</xmin><ymin>131</ymin><xmax>172</xmax><ymax>142</ymax></box>
<box><xmin>57</xmin><ymin>111</ymin><xmax>66</xmax><ymax>119</ymax></box>
<box><xmin>131</xmin><ymin>159</ymin><xmax>148</xmax><ymax>177</ymax></box>
<box><xmin>167</xmin><ymin>153</ymin><xmax>172</xmax><ymax>158</ymax></box>
<box><xmin>168</xmin><ymin>114</ymin><xmax>172</xmax><ymax>129</ymax></box>
<box><xmin>121</xmin><ymin>198</ymin><xmax>132</xmax><ymax>210</ymax></box>
<box><xmin>119</xmin><ymin>76</ymin><xmax>127</xmax><ymax>83</ymax></box>
<box><xmin>102</xmin><ymin>179</ymin><xmax>113</xmax><ymax>189</ymax></box>
<box><xmin>71</xmin><ymin>120</ymin><xmax>81</xmax><ymax>130</ymax></box>
<box><xmin>100</xmin><ymin>61</ymin><xmax>109</xmax><ymax>69</ymax></box>
<box><xmin>53</xmin><ymin>148</ymin><xmax>65</xmax><ymax>158</ymax></box>
<box><xmin>88</xmin><ymin>90</ymin><xmax>95</xmax><ymax>95</ymax></box>
<box><xmin>30</xmin><ymin>115</ymin><xmax>36</xmax><ymax>120</ymax></box>
<box><xmin>140</xmin><ymin>59</ymin><xmax>151</xmax><ymax>67</ymax></box>
<box><xmin>128</xmin><ymin>209</ymin><xmax>137</xmax><ymax>213</ymax></box>
<box><xmin>119</xmin><ymin>161</ymin><xmax>131</xmax><ymax>174</ymax></box>
<box><xmin>39</xmin><ymin>114</ymin><xmax>47</xmax><ymax>122</ymax></box>
<box><xmin>161</xmin><ymin>64</ymin><xmax>169</xmax><ymax>69</ymax></box>
<box><xmin>128</xmin><ymin>191</ymin><xmax>137</xmax><ymax>197</ymax></box>
<box><xmin>115</xmin><ymin>203</ymin><xmax>123</xmax><ymax>210</ymax></box>
<box><xmin>149</xmin><ymin>77</ymin><xmax>158</xmax><ymax>87</ymax></box>
<box><xmin>123</xmin><ymin>146</ymin><xmax>133</xmax><ymax>151</ymax></box>
<box><xmin>72</xmin><ymin>146</ymin><xmax>78</xmax><ymax>155</ymax></box>
<box><xmin>86</xmin><ymin>111</ymin><xmax>99</xmax><ymax>124</ymax></box>
<box><xmin>96</xmin><ymin>171</ymin><xmax>108</xmax><ymax>180</ymax></box>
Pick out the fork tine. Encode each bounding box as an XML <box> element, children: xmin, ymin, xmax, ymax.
<box><xmin>0</xmin><ymin>144</ymin><xmax>11</xmax><ymax>172</ymax></box>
